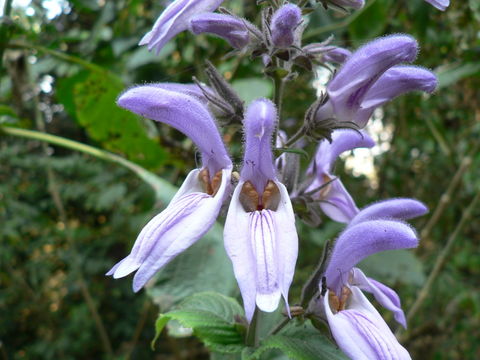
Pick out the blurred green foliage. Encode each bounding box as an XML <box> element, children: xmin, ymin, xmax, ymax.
<box><xmin>0</xmin><ymin>0</ymin><xmax>479</xmax><ymax>359</ymax></box>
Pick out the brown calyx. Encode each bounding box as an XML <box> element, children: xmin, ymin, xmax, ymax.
<box><xmin>239</xmin><ymin>180</ymin><xmax>280</xmax><ymax>212</ymax></box>
<box><xmin>198</xmin><ymin>168</ymin><xmax>223</xmax><ymax>196</ymax></box>
<box><xmin>328</xmin><ymin>286</ymin><xmax>352</xmax><ymax>313</ymax></box>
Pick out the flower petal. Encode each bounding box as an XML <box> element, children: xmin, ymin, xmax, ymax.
<box><xmin>312</xmin><ymin>129</ymin><xmax>375</xmax><ymax>174</ymax></box>
<box><xmin>325</xmin><ymin>220</ymin><xmax>418</xmax><ymax>294</ymax></box>
<box><xmin>117</xmin><ymin>85</ymin><xmax>231</xmax><ymax>175</ymax></box>
<box><xmin>325</xmin><ymin>287</ymin><xmax>412</xmax><ymax>360</ymax></box>
<box><xmin>349</xmin><ymin>198</ymin><xmax>428</xmax><ymax>227</ymax></box>
<box><xmin>107</xmin><ymin>168</ymin><xmax>230</xmax><ymax>292</ymax></box>
<box><xmin>224</xmin><ymin>182</ymin><xmax>257</xmax><ymax>321</ymax></box>
<box><xmin>241</xmin><ymin>98</ymin><xmax>278</xmax><ymax>192</ymax></box>
<box><xmin>354</xmin><ymin>66</ymin><xmax>437</xmax><ymax>127</ymax></box>
<box><xmin>149</xmin><ymin>82</ymin><xmax>212</xmax><ymax>104</ymax></box>
<box><xmin>351</xmin><ymin>268</ymin><xmax>407</xmax><ymax>328</ymax></box>
<box><xmin>320</xmin><ymin>177</ymin><xmax>359</xmax><ymax>223</ymax></box>
<box><xmin>273</xmin><ymin>181</ymin><xmax>299</xmax><ymax>316</ymax></box>
<box><xmin>250</xmin><ymin>209</ymin><xmax>282</xmax><ymax>312</ymax></box>
<box><xmin>327</xmin><ymin>35</ymin><xmax>418</xmax><ymax>124</ymax></box>
<box><xmin>270</xmin><ymin>4</ymin><xmax>302</xmax><ymax>48</ymax></box>
<box><xmin>424</xmin><ymin>0</ymin><xmax>449</xmax><ymax>10</ymax></box>
<box><xmin>139</xmin><ymin>0</ymin><xmax>224</xmax><ymax>54</ymax></box>
<box><xmin>190</xmin><ymin>13</ymin><xmax>249</xmax><ymax>49</ymax></box>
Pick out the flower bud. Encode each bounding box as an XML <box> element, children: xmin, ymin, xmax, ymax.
<box><xmin>270</xmin><ymin>4</ymin><xmax>302</xmax><ymax>48</ymax></box>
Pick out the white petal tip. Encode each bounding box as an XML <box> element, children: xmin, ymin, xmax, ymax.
<box><xmin>112</xmin><ymin>258</ymin><xmax>141</xmax><ymax>279</ymax></box>
<box><xmin>256</xmin><ymin>291</ymin><xmax>281</xmax><ymax>313</ymax></box>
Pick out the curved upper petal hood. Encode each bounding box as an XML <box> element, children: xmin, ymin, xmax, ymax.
<box><xmin>117</xmin><ymin>85</ymin><xmax>231</xmax><ymax>176</ymax></box>
<box><xmin>241</xmin><ymin>99</ymin><xmax>278</xmax><ymax>192</ymax></box>
<box><xmin>139</xmin><ymin>0</ymin><xmax>225</xmax><ymax>54</ymax></box>
<box><xmin>324</xmin><ymin>287</ymin><xmax>412</xmax><ymax>360</ymax></box>
<box><xmin>325</xmin><ymin>220</ymin><xmax>418</xmax><ymax>295</ymax></box>
<box><xmin>190</xmin><ymin>13</ymin><xmax>249</xmax><ymax>49</ymax></box>
<box><xmin>354</xmin><ymin>66</ymin><xmax>437</xmax><ymax>127</ymax></box>
<box><xmin>312</xmin><ymin>129</ymin><xmax>375</xmax><ymax>174</ymax></box>
<box><xmin>107</xmin><ymin>167</ymin><xmax>231</xmax><ymax>292</ymax></box>
<box><xmin>349</xmin><ymin>198</ymin><xmax>428</xmax><ymax>227</ymax></box>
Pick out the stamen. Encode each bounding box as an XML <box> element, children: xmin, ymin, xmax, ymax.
<box><xmin>198</xmin><ymin>168</ymin><xmax>223</xmax><ymax>196</ymax></box>
<box><xmin>328</xmin><ymin>286</ymin><xmax>352</xmax><ymax>313</ymax></box>
<box><xmin>240</xmin><ymin>180</ymin><xmax>281</xmax><ymax>212</ymax></box>
<box><xmin>319</xmin><ymin>174</ymin><xmax>332</xmax><ymax>198</ymax></box>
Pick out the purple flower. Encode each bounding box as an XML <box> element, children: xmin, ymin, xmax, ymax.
<box><xmin>319</xmin><ymin>199</ymin><xmax>428</xmax><ymax>358</ymax></box>
<box><xmin>270</xmin><ymin>4</ymin><xmax>302</xmax><ymax>48</ymax></box>
<box><xmin>190</xmin><ymin>13</ymin><xmax>249</xmax><ymax>49</ymax></box>
<box><xmin>305</xmin><ymin>129</ymin><xmax>375</xmax><ymax>223</ymax></box>
<box><xmin>324</xmin><ymin>287</ymin><xmax>412</xmax><ymax>360</ymax></box>
<box><xmin>139</xmin><ymin>0</ymin><xmax>224</xmax><ymax>54</ymax></box>
<box><xmin>107</xmin><ymin>85</ymin><xmax>232</xmax><ymax>291</ymax></box>
<box><xmin>302</xmin><ymin>43</ymin><xmax>351</xmax><ymax>64</ymax></box>
<box><xmin>315</xmin><ymin>35</ymin><xmax>437</xmax><ymax>128</ymax></box>
<box><xmin>224</xmin><ymin>99</ymin><xmax>298</xmax><ymax>321</ymax></box>
<box><xmin>424</xmin><ymin>0</ymin><xmax>449</xmax><ymax>10</ymax></box>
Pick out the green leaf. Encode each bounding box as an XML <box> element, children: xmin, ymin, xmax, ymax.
<box><xmin>232</xmin><ymin>78</ymin><xmax>273</xmax><ymax>105</ymax></box>
<box><xmin>72</xmin><ymin>71</ymin><xmax>167</xmax><ymax>169</ymax></box>
<box><xmin>152</xmin><ymin>292</ymin><xmax>246</xmax><ymax>354</ymax></box>
<box><xmin>146</xmin><ymin>222</ymin><xmax>237</xmax><ymax>308</ymax></box>
<box><xmin>125</xmin><ymin>43</ymin><xmax>175</xmax><ymax>69</ymax></box>
<box><xmin>436</xmin><ymin>63</ymin><xmax>480</xmax><ymax>89</ymax></box>
<box><xmin>359</xmin><ymin>249</ymin><xmax>426</xmax><ymax>286</ymax></box>
<box><xmin>246</xmin><ymin>324</ymin><xmax>348</xmax><ymax>360</ymax></box>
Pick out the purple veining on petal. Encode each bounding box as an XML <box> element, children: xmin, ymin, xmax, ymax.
<box><xmin>241</xmin><ymin>98</ymin><xmax>278</xmax><ymax>193</ymax></box>
<box><xmin>107</xmin><ymin>191</ymin><xmax>210</xmax><ymax>280</ymax></box>
<box><xmin>190</xmin><ymin>13</ymin><xmax>249</xmax><ymax>49</ymax></box>
<box><xmin>117</xmin><ymin>85</ymin><xmax>231</xmax><ymax>175</ymax></box>
<box><xmin>324</xmin><ymin>287</ymin><xmax>412</xmax><ymax>360</ymax></box>
<box><xmin>250</xmin><ymin>209</ymin><xmax>281</xmax><ymax>312</ymax></box>
<box><xmin>325</xmin><ymin>220</ymin><xmax>418</xmax><ymax>295</ymax></box>
<box><xmin>352</xmin><ymin>268</ymin><xmax>407</xmax><ymax>328</ymax></box>
<box><xmin>139</xmin><ymin>0</ymin><xmax>225</xmax><ymax>54</ymax></box>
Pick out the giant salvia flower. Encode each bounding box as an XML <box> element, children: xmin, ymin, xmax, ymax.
<box><xmin>305</xmin><ymin>129</ymin><xmax>374</xmax><ymax>223</ymax></box>
<box><xmin>224</xmin><ymin>99</ymin><xmax>298</xmax><ymax>321</ymax></box>
<box><xmin>107</xmin><ymin>85</ymin><xmax>232</xmax><ymax>292</ymax></box>
<box><xmin>139</xmin><ymin>0</ymin><xmax>224</xmax><ymax>54</ymax></box>
<box><xmin>190</xmin><ymin>13</ymin><xmax>250</xmax><ymax>49</ymax></box>
<box><xmin>319</xmin><ymin>199</ymin><xmax>428</xmax><ymax>359</ymax></box>
<box><xmin>270</xmin><ymin>3</ymin><xmax>302</xmax><ymax>48</ymax></box>
<box><xmin>315</xmin><ymin>35</ymin><xmax>437</xmax><ymax>128</ymax></box>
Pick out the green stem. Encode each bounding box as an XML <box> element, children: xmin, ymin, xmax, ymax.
<box><xmin>284</xmin><ymin>126</ymin><xmax>305</xmax><ymax>148</ymax></box>
<box><xmin>303</xmin><ymin>0</ymin><xmax>378</xmax><ymax>40</ymax></box>
<box><xmin>268</xmin><ymin>317</ymin><xmax>290</xmax><ymax>337</ymax></box>
<box><xmin>0</xmin><ymin>126</ymin><xmax>175</xmax><ymax>202</ymax></box>
<box><xmin>7</xmin><ymin>41</ymin><xmax>105</xmax><ymax>73</ymax></box>
<box><xmin>246</xmin><ymin>308</ymin><xmax>261</xmax><ymax>347</ymax></box>
<box><xmin>398</xmin><ymin>190</ymin><xmax>480</xmax><ymax>339</ymax></box>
